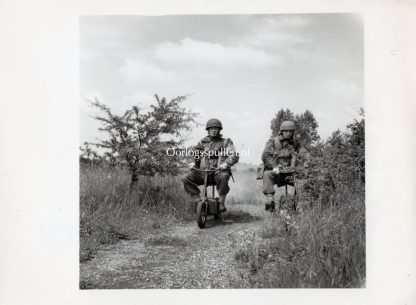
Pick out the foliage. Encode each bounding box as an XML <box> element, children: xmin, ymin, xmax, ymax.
<box><xmin>293</xmin><ymin>109</ymin><xmax>365</xmax><ymax>205</ymax></box>
<box><xmin>295</xmin><ymin>110</ymin><xmax>321</xmax><ymax>148</ymax></box>
<box><xmin>346</xmin><ymin>108</ymin><xmax>365</xmax><ymax>182</ymax></box>
<box><xmin>81</xmin><ymin>94</ymin><xmax>198</xmax><ymax>187</ymax></box>
<box><xmin>232</xmin><ymin>191</ymin><xmax>365</xmax><ymax>288</ymax></box>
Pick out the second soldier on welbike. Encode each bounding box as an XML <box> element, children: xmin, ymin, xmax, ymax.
<box><xmin>181</xmin><ymin>118</ymin><xmax>239</xmax><ymax>212</ymax></box>
<box><xmin>260</xmin><ymin>120</ymin><xmax>309</xmax><ymax>212</ymax></box>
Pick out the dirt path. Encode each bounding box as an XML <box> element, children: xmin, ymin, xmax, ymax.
<box><xmin>80</xmin><ymin>204</ymin><xmax>266</xmax><ymax>289</ymax></box>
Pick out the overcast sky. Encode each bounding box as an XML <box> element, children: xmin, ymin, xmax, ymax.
<box><xmin>80</xmin><ymin>14</ymin><xmax>363</xmax><ymax>164</ymax></box>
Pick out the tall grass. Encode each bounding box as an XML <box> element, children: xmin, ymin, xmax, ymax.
<box><xmin>232</xmin><ymin>179</ymin><xmax>365</xmax><ymax>288</ymax></box>
<box><xmin>79</xmin><ymin>164</ymin><xmax>191</xmax><ymax>261</ymax></box>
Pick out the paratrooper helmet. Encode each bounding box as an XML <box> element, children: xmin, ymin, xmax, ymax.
<box><xmin>279</xmin><ymin>120</ymin><xmax>296</xmax><ymax>132</ymax></box>
<box><xmin>206</xmin><ymin>118</ymin><xmax>223</xmax><ymax>130</ymax></box>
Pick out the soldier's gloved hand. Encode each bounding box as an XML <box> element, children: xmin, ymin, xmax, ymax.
<box><xmin>272</xmin><ymin>167</ymin><xmax>280</xmax><ymax>174</ymax></box>
<box><xmin>219</xmin><ymin>163</ymin><xmax>229</xmax><ymax>170</ymax></box>
<box><xmin>188</xmin><ymin>162</ymin><xmax>196</xmax><ymax>169</ymax></box>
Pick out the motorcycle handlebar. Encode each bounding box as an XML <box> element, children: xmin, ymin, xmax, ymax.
<box><xmin>191</xmin><ymin>167</ymin><xmax>222</xmax><ymax>173</ymax></box>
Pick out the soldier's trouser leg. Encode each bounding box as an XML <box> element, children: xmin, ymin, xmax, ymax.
<box><xmin>263</xmin><ymin>170</ymin><xmax>277</xmax><ymax>195</ymax></box>
<box><xmin>263</xmin><ymin>171</ymin><xmax>296</xmax><ymax>210</ymax></box>
<box><xmin>262</xmin><ymin>170</ymin><xmax>276</xmax><ymax>211</ymax></box>
<box><xmin>214</xmin><ymin>171</ymin><xmax>230</xmax><ymax>196</ymax></box>
<box><xmin>263</xmin><ymin>171</ymin><xmax>295</xmax><ymax>195</ymax></box>
<box><xmin>214</xmin><ymin>171</ymin><xmax>230</xmax><ymax>212</ymax></box>
<box><xmin>181</xmin><ymin>171</ymin><xmax>204</xmax><ymax>196</ymax></box>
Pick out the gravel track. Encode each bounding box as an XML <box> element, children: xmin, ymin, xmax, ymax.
<box><xmin>80</xmin><ymin>205</ymin><xmax>265</xmax><ymax>289</ymax></box>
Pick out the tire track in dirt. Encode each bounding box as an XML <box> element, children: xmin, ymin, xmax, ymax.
<box><xmin>80</xmin><ymin>205</ymin><xmax>266</xmax><ymax>289</ymax></box>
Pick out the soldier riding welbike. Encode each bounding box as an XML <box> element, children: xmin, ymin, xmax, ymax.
<box><xmin>181</xmin><ymin>118</ymin><xmax>239</xmax><ymax>218</ymax></box>
<box><xmin>257</xmin><ymin>120</ymin><xmax>309</xmax><ymax>212</ymax></box>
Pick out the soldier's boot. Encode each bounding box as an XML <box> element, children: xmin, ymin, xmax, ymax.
<box><xmin>265</xmin><ymin>202</ymin><xmax>271</xmax><ymax>211</ymax></box>
<box><xmin>265</xmin><ymin>194</ymin><xmax>276</xmax><ymax>212</ymax></box>
<box><xmin>218</xmin><ymin>194</ymin><xmax>227</xmax><ymax>212</ymax></box>
<box><xmin>265</xmin><ymin>201</ymin><xmax>276</xmax><ymax>212</ymax></box>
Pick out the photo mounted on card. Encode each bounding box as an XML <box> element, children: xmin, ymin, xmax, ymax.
<box><xmin>79</xmin><ymin>14</ymin><xmax>364</xmax><ymax>289</ymax></box>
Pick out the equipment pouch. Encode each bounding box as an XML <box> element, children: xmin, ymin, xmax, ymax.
<box><xmin>256</xmin><ymin>163</ymin><xmax>265</xmax><ymax>180</ymax></box>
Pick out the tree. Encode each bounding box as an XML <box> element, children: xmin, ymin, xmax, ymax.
<box><xmin>86</xmin><ymin>94</ymin><xmax>198</xmax><ymax>187</ymax></box>
<box><xmin>326</xmin><ymin>129</ymin><xmax>347</xmax><ymax>151</ymax></box>
<box><xmin>346</xmin><ymin>108</ymin><xmax>365</xmax><ymax>182</ymax></box>
<box><xmin>295</xmin><ymin>110</ymin><xmax>320</xmax><ymax>148</ymax></box>
<box><xmin>347</xmin><ymin>108</ymin><xmax>365</xmax><ymax>147</ymax></box>
<box><xmin>322</xmin><ymin>109</ymin><xmax>365</xmax><ymax>187</ymax></box>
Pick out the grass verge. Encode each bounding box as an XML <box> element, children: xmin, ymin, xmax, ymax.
<box><xmin>231</xmin><ymin>185</ymin><xmax>365</xmax><ymax>288</ymax></box>
<box><xmin>80</xmin><ymin>165</ymin><xmax>193</xmax><ymax>262</ymax></box>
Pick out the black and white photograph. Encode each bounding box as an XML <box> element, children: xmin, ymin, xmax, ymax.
<box><xmin>1</xmin><ymin>1</ymin><xmax>415</xmax><ymax>304</ymax></box>
<box><xmin>79</xmin><ymin>14</ymin><xmax>365</xmax><ymax>289</ymax></box>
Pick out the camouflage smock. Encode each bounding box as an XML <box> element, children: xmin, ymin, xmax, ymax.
<box><xmin>193</xmin><ymin>135</ymin><xmax>239</xmax><ymax>169</ymax></box>
<box><xmin>261</xmin><ymin>135</ymin><xmax>303</xmax><ymax>170</ymax></box>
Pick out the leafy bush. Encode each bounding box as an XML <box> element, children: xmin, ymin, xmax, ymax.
<box><xmin>80</xmin><ymin>94</ymin><xmax>198</xmax><ymax>187</ymax></box>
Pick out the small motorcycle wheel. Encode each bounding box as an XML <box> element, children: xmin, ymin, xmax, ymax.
<box><xmin>196</xmin><ymin>201</ymin><xmax>207</xmax><ymax>229</ymax></box>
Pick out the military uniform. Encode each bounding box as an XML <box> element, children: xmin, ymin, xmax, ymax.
<box><xmin>181</xmin><ymin>135</ymin><xmax>239</xmax><ymax>196</ymax></box>
<box><xmin>261</xmin><ymin>135</ymin><xmax>302</xmax><ymax>194</ymax></box>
